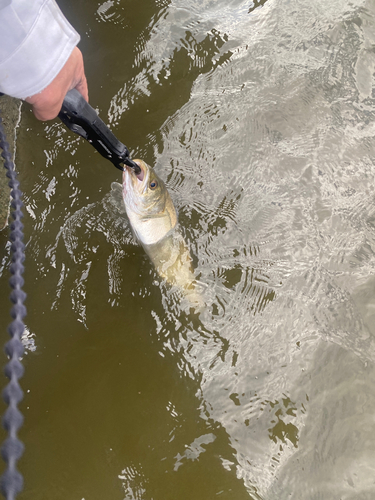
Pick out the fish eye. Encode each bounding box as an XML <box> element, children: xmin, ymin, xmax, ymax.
<box><xmin>149</xmin><ymin>180</ymin><xmax>158</xmax><ymax>190</ymax></box>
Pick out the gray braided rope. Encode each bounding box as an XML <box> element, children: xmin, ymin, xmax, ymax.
<box><xmin>0</xmin><ymin>113</ymin><xmax>25</xmax><ymax>500</ymax></box>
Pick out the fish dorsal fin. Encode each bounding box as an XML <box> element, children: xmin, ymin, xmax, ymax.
<box><xmin>109</xmin><ymin>182</ymin><xmax>127</xmax><ymax>216</ymax></box>
<box><xmin>101</xmin><ymin>183</ymin><xmax>138</xmax><ymax>246</ymax></box>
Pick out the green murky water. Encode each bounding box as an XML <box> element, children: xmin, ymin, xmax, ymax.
<box><xmin>1</xmin><ymin>0</ymin><xmax>375</xmax><ymax>498</ymax></box>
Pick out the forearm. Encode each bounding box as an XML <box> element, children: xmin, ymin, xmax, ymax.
<box><xmin>0</xmin><ymin>0</ymin><xmax>80</xmax><ymax>99</ymax></box>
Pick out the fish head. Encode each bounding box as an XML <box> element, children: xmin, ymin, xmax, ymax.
<box><xmin>122</xmin><ymin>159</ymin><xmax>177</xmax><ymax>245</ymax></box>
<box><xmin>122</xmin><ymin>159</ymin><xmax>165</xmax><ymax>214</ymax></box>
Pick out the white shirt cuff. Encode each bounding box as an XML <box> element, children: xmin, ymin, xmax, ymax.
<box><xmin>0</xmin><ymin>0</ymin><xmax>80</xmax><ymax>99</ymax></box>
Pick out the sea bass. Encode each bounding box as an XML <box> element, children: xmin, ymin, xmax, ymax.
<box><xmin>112</xmin><ymin>159</ymin><xmax>202</xmax><ymax>309</ymax></box>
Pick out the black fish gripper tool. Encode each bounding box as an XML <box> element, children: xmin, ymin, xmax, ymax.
<box><xmin>58</xmin><ymin>89</ymin><xmax>141</xmax><ymax>175</ymax></box>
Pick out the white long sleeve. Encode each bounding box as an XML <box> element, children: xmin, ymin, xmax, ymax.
<box><xmin>0</xmin><ymin>0</ymin><xmax>80</xmax><ymax>99</ymax></box>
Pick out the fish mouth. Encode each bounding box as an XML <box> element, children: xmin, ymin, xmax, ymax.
<box><xmin>127</xmin><ymin>159</ymin><xmax>144</xmax><ymax>182</ymax></box>
<box><xmin>123</xmin><ymin>159</ymin><xmax>148</xmax><ymax>194</ymax></box>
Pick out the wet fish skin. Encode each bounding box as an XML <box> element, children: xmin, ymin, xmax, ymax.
<box><xmin>120</xmin><ymin>159</ymin><xmax>203</xmax><ymax>308</ymax></box>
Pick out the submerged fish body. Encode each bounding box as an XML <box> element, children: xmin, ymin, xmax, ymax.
<box><xmin>117</xmin><ymin>159</ymin><xmax>202</xmax><ymax>307</ymax></box>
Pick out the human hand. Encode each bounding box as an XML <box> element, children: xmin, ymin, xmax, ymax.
<box><xmin>25</xmin><ymin>47</ymin><xmax>88</xmax><ymax>121</ymax></box>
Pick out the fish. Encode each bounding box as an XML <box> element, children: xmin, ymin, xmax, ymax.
<box><xmin>111</xmin><ymin>159</ymin><xmax>203</xmax><ymax>310</ymax></box>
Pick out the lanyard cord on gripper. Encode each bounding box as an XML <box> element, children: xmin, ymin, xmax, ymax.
<box><xmin>0</xmin><ymin>105</ymin><xmax>25</xmax><ymax>500</ymax></box>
